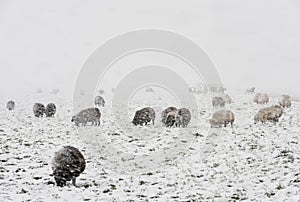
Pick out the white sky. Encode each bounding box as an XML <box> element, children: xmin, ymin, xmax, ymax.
<box><xmin>0</xmin><ymin>0</ymin><xmax>299</xmax><ymax>98</ymax></box>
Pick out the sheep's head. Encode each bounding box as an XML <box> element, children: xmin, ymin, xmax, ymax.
<box><xmin>165</xmin><ymin>114</ymin><xmax>176</xmax><ymax>127</ymax></box>
<box><xmin>53</xmin><ymin>169</ymin><xmax>72</xmax><ymax>187</ymax></box>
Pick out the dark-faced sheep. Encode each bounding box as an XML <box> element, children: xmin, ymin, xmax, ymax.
<box><xmin>254</xmin><ymin>105</ymin><xmax>283</xmax><ymax>124</ymax></box>
<box><xmin>132</xmin><ymin>107</ymin><xmax>155</xmax><ymax>126</ymax></box>
<box><xmin>175</xmin><ymin>108</ymin><xmax>191</xmax><ymax>127</ymax></box>
<box><xmin>161</xmin><ymin>107</ymin><xmax>178</xmax><ymax>126</ymax></box>
<box><xmin>94</xmin><ymin>96</ymin><xmax>105</xmax><ymax>107</ymax></box>
<box><xmin>212</xmin><ymin>97</ymin><xmax>225</xmax><ymax>108</ymax></box>
<box><xmin>253</xmin><ymin>93</ymin><xmax>269</xmax><ymax>104</ymax></box>
<box><xmin>33</xmin><ymin>103</ymin><xmax>46</xmax><ymax>118</ymax></box>
<box><xmin>165</xmin><ymin>111</ymin><xmax>177</xmax><ymax>127</ymax></box>
<box><xmin>209</xmin><ymin>109</ymin><xmax>235</xmax><ymax>128</ymax></box>
<box><xmin>279</xmin><ymin>95</ymin><xmax>291</xmax><ymax>108</ymax></box>
<box><xmin>52</xmin><ymin>146</ymin><xmax>86</xmax><ymax>187</ymax></box>
<box><xmin>71</xmin><ymin>108</ymin><xmax>101</xmax><ymax>126</ymax></box>
<box><xmin>45</xmin><ymin>103</ymin><xmax>56</xmax><ymax>117</ymax></box>
<box><xmin>7</xmin><ymin>100</ymin><xmax>15</xmax><ymax>110</ymax></box>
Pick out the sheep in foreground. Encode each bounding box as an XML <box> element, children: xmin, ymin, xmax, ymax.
<box><xmin>7</xmin><ymin>100</ymin><xmax>15</xmax><ymax>110</ymax></box>
<box><xmin>279</xmin><ymin>95</ymin><xmax>292</xmax><ymax>108</ymax></box>
<box><xmin>175</xmin><ymin>108</ymin><xmax>191</xmax><ymax>127</ymax></box>
<box><xmin>212</xmin><ymin>97</ymin><xmax>225</xmax><ymax>108</ymax></box>
<box><xmin>52</xmin><ymin>146</ymin><xmax>86</xmax><ymax>187</ymax></box>
<box><xmin>132</xmin><ymin>107</ymin><xmax>155</xmax><ymax>126</ymax></box>
<box><xmin>253</xmin><ymin>93</ymin><xmax>269</xmax><ymax>104</ymax></box>
<box><xmin>254</xmin><ymin>105</ymin><xmax>283</xmax><ymax>124</ymax></box>
<box><xmin>33</xmin><ymin>103</ymin><xmax>46</xmax><ymax>118</ymax></box>
<box><xmin>45</xmin><ymin>103</ymin><xmax>56</xmax><ymax>117</ymax></box>
<box><xmin>209</xmin><ymin>109</ymin><xmax>235</xmax><ymax>128</ymax></box>
<box><xmin>71</xmin><ymin>108</ymin><xmax>101</xmax><ymax>126</ymax></box>
<box><xmin>94</xmin><ymin>96</ymin><xmax>105</xmax><ymax>107</ymax></box>
<box><xmin>161</xmin><ymin>107</ymin><xmax>178</xmax><ymax>126</ymax></box>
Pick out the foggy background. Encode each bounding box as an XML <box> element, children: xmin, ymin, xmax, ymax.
<box><xmin>0</xmin><ymin>0</ymin><xmax>299</xmax><ymax>98</ymax></box>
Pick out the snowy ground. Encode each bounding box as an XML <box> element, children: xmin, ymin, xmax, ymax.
<box><xmin>0</xmin><ymin>90</ymin><xmax>299</xmax><ymax>201</ymax></box>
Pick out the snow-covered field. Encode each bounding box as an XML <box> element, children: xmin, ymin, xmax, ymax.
<box><xmin>0</xmin><ymin>90</ymin><xmax>299</xmax><ymax>201</ymax></box>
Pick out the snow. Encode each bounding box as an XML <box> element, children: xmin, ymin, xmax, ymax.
<box><xmin>0</xmin><ymin>90</ymin><xmax>299</xmax><ymax>201</ymax></box>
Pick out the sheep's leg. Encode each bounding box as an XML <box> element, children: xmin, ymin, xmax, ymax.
<box><xmin>72</xmin><ymin>177</ymin><xmax>76</xmax><ymax>186</ymax></box>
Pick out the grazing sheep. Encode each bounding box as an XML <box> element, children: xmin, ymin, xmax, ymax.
<box><xmin>223</xmin><ymin>94</ymin><xmax>232</xmax><ymax>104</ymax></box>
<box><xmin>98</xmin><ymin>89</ymin><xmax>105</xmax><ymax>95</ymax></box>
<box><xmin>7</xmin><ymin>100</ymin><xmax>15</xmax><ymax>110</ymax></box>
<box><xmin>212</xmin><ymin>97</ymin><xmax>225</xmax><ymax>108</ymax></box>
<box><xmin>161</xmin><ymin>107</ymin><xmax>178</xmax><ymax>126</ymax></box>
<box><xmin>71</xmin><ymin>108</ymin><xmax>101</xmax><ymax>126</ymax></box>
<box><xmin>209</xmin><ymin>109</ymin><xmax>235</xmax><ymax>128</ymax></box>
<box><xmin>253</xmin><ymin>93</ymin><xmax>269</xmax><ymax>104</ymax></box>
<box><xmin>33</xmin><ymin>103</ymin><xmax>46</xmax><ymax>118</ymax></box>
<box><xmin>45</xmin><ymin>103</ymin><xmax>56</xmax><ymax>117</ymax></box>
<box><xmin>132</xmin><ymin>107</ymin><xmax>155</xmax><ymax>126</ymax></box>
<box><xmin>246</xmin><ymin>87</ymin><xmax>255</xmax><ymax>93</ymax></box>
<box><xmin>254</xmin><ymin>105</ymin><xmax>283</xmax><ymax>124</ymax></box>
<box><xmin>175</xmin><ymin>108</ymin><xmax>191</xmax><ymax>127</ymax></box>
<box><xmin>52</xmin><ymin>146</ymin><xmax>86</xmax><ymax>187</ymax></box>
<box><xmin>94</xmin><ymin>96</ymin><xmax>105</xmax><ymax>107</ymax></box>
<box><xmin>279</xmin><ymin>95</ymin><xmax>292</xmax><ymax>108</ymax></box>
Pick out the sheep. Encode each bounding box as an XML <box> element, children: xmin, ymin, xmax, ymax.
<box><xmin>94</xmin><ymin>96</ymin><xmax>105</xmax><ymax>107</ymax></box>
<box><xmin>51</xmin><ymin>89</ymin><xmax>59</xmax><ymax>94</ymax></box>
<box><xmin>279</xmin><ymin>95</ymin><xmax>292</xmax><ymax>108</ymax></box>
<box><xmin>246</xmin><ymin>87</ymin><xmax>255</xmax><ymax>93</ymax></box>
<box><xmin>223</xmin><ymin>94</ymin><xmax>232</xmax><ymax>104</ymax></box>
<box><xmin>175</xmin><ymin>108</ymin><xmax>191</xmax><ymax>127</ymax></box>
<box><xmin>98</xmin><ymin>89</ymin><xmax>105</xmax><ymax>95</ymax></box>
<box><xmin>212</xmin><ymin>97</ymin><xmax>225</xmax><ymax>108</ymax></box>
<box><xmin>254</xmin><ymin>105</ymin><xmax>283</xmax><ymax>124</ymax></box>
<box><xmin>45</xmin><ymin>103</ymin><xmax>56</xmax><ymax>117</ymax></box>
<box><xmin>33</xmin><ymin>103</ymin><xmax>46</xmax><ymax>118</ymax></box>
<box><xmin>253</xmin><ymin>93</ymin><xmax>269</xmax><ymax>104</ymax></box>
<box><xmin>132</xmin><ymin>107</ymin><xmax>155</xmax><ymax>126</ymax></box>
<box><xmin>7</xmin><ymin>100</ymin><xmax>15</xmax><ymax>110</ymax></box>
<box><xmin>161</xmin><ymin>107</ymin><xmax>178</xmax><ymax>126</ymax></box>
<box><xmin>165</xmin><ymin>111</ymin><xmax>177</xmax><ymax>127</ymax></box>
<box><xmin>209</xmin><ymin>109</ymin><xmax>235</xmax><ymax>128</ymax></box>
<box><xmin>71</xmin><ymin>108</ymin><xmax>101</xmax><ymax>126</ymax></box>
<box><xmin>52</xmin><ymin>146</ymin><xmax>86</xmax><ymax>187</ymax></box>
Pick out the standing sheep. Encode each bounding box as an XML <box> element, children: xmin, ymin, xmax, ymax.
<box><xmin>94</xmin><ymin>96</ymin><xmax>105</xmax><ymax>107</ymax></box>
<box><xmin>161</xmin><ymin>107</ymin><xmax>178</xmax><ymax>126</ymax></box>
<box><xmin>253</xmin><ymin>93</ymin><xmax>269</xmax><ymax>104</ymax></box>
<box><xmin>7</xmin><ymin>100</ymin><xmax>15</xmax><ymax>110</ymax></box>
<box><xmin>209</xmin><ymin>109</ymin><xmax>235</xmax><ymax>128</ymax></box>
<box><xmin>33</xmin><ymin>103</ymin><xmax>46</xmax><ymax>118</ymax></box>
<box><xmin>254</xmin><ymin>105</ymin><xmax>283</xmax><ymax>124</ymax></box>
<box><xmin>175</xmin><ymin>108</ymin><xmax>191</xmax><ymax>127</ymax></box>
<box><xmin>223</xmin><ymin>94</ymin><xmax>232</xmax><ymax>104</ymax></box>
<box><xmin>132</xmin><ymin>107</ymin><xmax>155</xmax><ymax>126</ymax></box>
<box><xmin>212</xmin><ymin>97</ymin><xmax>225</xmax><ymax>108</ymax></box>
<box><xmin>279</xmin><ymin>95</ymin><xmax>291</xmax><ymax>108</ymax></box>
<box><xmin>45</xmin><ymin>103</ymin><xmax>56</xmax><ymax>117</ymax></box>
<box><xmin>52</xmin><ymin>146</ymin><xmax>86</xmax><ymax>187</ymax></box>
<box><xmin>165</xmin><ymin>111</ymin><xmax>177</xmax><ymax>127</ymax></box>
<box><xmin>71</xmin><ymin>108</ymin><xmax>101</xmax><ymax>126</ymax></box>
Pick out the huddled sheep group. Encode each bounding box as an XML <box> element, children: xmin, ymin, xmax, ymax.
<box><xmin>4</xmin><ymin>88</ymin><xmax>294</xmax><ymax>187</ymax></box>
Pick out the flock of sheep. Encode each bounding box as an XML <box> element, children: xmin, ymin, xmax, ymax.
<box><xmin>3</xmin><ymin>87</ymin><xmax>293</xmax><ymax>187</ymax></box>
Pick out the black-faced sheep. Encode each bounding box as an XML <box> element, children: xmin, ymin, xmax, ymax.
<box><xmin>212</xmin><ymin>97</ymin><xmax>225</xmax><ymax>108</ymax></box>
<box><xmin>132</xmin><ymin>107</ymin><xmax>155</xmax><ymax>126</ymax></box>
<box><xmin>209</xmin><ymin>109</ymin><xmax>235</xmax><ymax>128</ymax></box>
<box><xmin>7</xmin><ymin>100</ymin><xmax>15</xmax><ymax>110</ymax></box>
<box><xmin>94</xmin><ymin>96</ymin><xmax>105</xmax><ymax>107</ymax></box>
<box><xmin>71</xmin><ymin>108</ymin><xmax>101</xmax><ymax>126</ymax></box>
<box><xmin>52</xmin><ymin>146</ymin><xmax>86</xmax><ymax>187</ymax></box>
<box><xmin>279</xmin><ymin>95</ymin><xmax>291</xmax><ymax>108</ymax></box>
<box><xmin>45</xmin><ymin>103</ymin><xmax>56</xmax><ymax>117</ymax></box>
<box><xmin>175</xmin><ymin>108</ymin><xmax>191</xmax><ymax>127</ymax></box>
<box><xmin>161</xmin><ymin>107</ymin><xmax>178</xmax><ymax>126</ymax></box>
<box><xmin>33</xmin><ymin>103</ymin><xmax>46</xmax><ymax>118</ymax></box>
